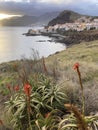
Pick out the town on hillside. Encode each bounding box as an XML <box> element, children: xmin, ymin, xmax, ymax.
<box><xmin>26</xmin><ymin>17</ymin><xmax>98</xmax><ymax>36</ymax></box>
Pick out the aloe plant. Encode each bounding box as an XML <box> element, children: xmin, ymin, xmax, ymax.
<box><xmin>35</xmin><ymin>111</ymin><xmax>59</xmax><ymax>130</ymax></box>
<box><xmin>58</xmin><ymin>63</ymin><xmax>98</xmax><ymax>130</ymax></box>
<box><xmin>58</xmin><ymin>112</ymin><xmax>98</xmax><ymax>130</ymax></box>
<box><xmin>5</xmin><ymin>74</ymin><xmax>67</xmax><ymax>130</ymax></box>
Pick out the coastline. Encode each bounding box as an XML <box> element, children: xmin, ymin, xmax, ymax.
<box><xmin>0</xmin><ymin>39</ymin><xmax>98</xmax><ymax>128</ymax></box>
<box><xmin>24</xmin><ymin>29</ymin><xmax>98</xmax><ymax>47</ymax></box>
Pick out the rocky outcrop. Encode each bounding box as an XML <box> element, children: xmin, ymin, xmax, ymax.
<box><xmin>54</xmin><ymin>30</ymin><xmax>98</xmax><ymax>46</ymax></box>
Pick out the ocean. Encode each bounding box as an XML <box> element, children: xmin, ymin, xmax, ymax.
<box><xmin>0</xmin><ymin>27</ymin><xmax>66</xmax><ymax>63</ymax></box>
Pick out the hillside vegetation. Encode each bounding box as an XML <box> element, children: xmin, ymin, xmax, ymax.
<box><xmin>0</xmin><ymin>40</ymin><xmax>98</xmax><ymax>129</ymax></box>
<box><xmin>46</xmin><ymin>40</ymin><xmax>98</xmax><ymax>113</ymax></box>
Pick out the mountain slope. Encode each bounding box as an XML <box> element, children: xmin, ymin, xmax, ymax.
<box><xmin>48</xmin><ymin>10</ymin><xmax>96</xmax><ymax>26</ymax></box>
<box><xmin>0</xmin><ymin>15</ymin><xmax>38</xmax><ymax>26</ymax></box>
<box><xmin>0</xmin><ymin>12</ymin><xmax>60</xmax><ymax>26</ymax></box>
<box><xmin>38</xmin><ymin>12</ymin><xmax>60</xmax><ymax>25</ymax></box>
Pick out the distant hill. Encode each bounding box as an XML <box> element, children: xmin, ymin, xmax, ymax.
<box><xmin>0</xmin><ymin>12</ymin><xmax>59</xmax><ymax>26</ymax></box>
<box><xmin>48</xmin><ymin>10</ymin><xmax>98</xmax><ymax>26</ymax></box>
<box><xmin>0</xmin><ymin>15</ymin><xmax>38</xmax><ymax>26</ymax></box>
<box><xmin>37</xmin><ymin>12</ymin><xmax>60</xmax><ymax>25</ymax></box>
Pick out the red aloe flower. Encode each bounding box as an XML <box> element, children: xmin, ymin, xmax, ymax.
<box><xmin>14</xmin><ymin>85</ymin><xmax>20</xmax><ymax>91</ymax></box>
<box><xmin>24</xmin><ymin>83</ymin><xmax>31</xmax><ymax>96</ymax></box>
<box><xmin>73</xmin><ymin>63</ymin><xmax>81</xmax><ymax>77</ymax></box>
<box><xmin>7</xmin><ymin>84</ymin><xmax>11</xmax><ymax>90</ymax></box>
<box><xmin>73</xmin><ymin>63</ymin><xmax>85</xmax><ymax>115</ymax></box>
<box><xmin>0</xmin><ymin>119</ymin><xmax>3</xmax><ymax>125</ymax></box>
<box><xmin>73</xmin><ymin>63</ymin><xmax>80</xmax><ymax>70</ymax></box>
<box><xmin>6</xmin><ymin>84</ymin><xmax>11</xmax><ymax>93</ymax></box>
<box><xmin>45</xmin><ymin>112</ymin><xmax>51</xmax><ymax>118</ymax></box>
<box><xmin>13</xmin><ymin>63</ymin><xmax>18</xmax><ymax>71</ymax></box>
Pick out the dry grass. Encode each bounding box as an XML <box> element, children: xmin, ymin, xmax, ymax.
<box><xmin>0</xmin><ymin>40</ymin><xmax>98</xmax><ymax>122</ymax></box>
<box><xmin>46</xmin><ymin>40</ymin><xmax>98</xmax><ymax>115</ymax></box>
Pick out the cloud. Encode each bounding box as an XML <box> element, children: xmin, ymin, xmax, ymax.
<box><xmin>38</xmin><ymin>0</ymin><xmax>98</xmax><ymax>4</ymax></box>
<box><xmin>0</xmin><ymin>0</ymin><xmax>98</xmax><ymax>16</ymax></box>
<box><xmin>0</xmin><ymin>0</ymin><xmax>97</xmax><ymax>4</ymax></box>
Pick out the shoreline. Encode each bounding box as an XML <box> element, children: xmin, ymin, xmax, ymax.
<box><xmin>24</xmin><ymin>29</ymin><xmax>98</xmax><ymax>47</ymax></box>
<box><xmin>0</xmin><ymin>37</ymin><xmax>97</xmax><ymax>66</ymax></box>
<box><xmin>1</xmin><ymin>29</ymin><xmax>98</xmax><ymax>65</ymax></box>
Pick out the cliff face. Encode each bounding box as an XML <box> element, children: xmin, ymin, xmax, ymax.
<box><xmin>55</xmin><ymin>30</ymin><xmax>98</xmax><ymax>46</ymax></box>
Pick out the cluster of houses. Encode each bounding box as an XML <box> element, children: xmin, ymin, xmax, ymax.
<box><xmin>26</xmin><ymin>17</ymin><xmax>98</xmax><ymax>35</ymax></box>
<box><xmin>41</xmin><ymin>17</ymin><xmax>98</xmax><ymax>33</ymax></box>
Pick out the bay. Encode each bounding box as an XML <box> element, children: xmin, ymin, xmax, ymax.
<box><xmin>0</xmin><ymin>27</ymin><xmax>66</xmax><ymax>63</ymax></box>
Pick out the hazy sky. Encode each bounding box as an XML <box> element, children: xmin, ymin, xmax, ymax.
<box><xmin>0</xmin><ymin>0</ymin><xmax>98</xmax><ymax>16</ymax></box>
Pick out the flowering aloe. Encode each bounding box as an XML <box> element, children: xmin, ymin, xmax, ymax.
<box><xmin>6</xmin><ymin>84</ymin><xmax>11</xmax><ymax>93</ymax></box>
<box><xmin>24</xmin><ymin>83</ymin><xmax>32</xmax><ymax>130</ymax></box>
<box><xmin>24</xmin><ymin>83</ymin><xmax>31</xmax><ymax>96</ymax></box>
<box><xmin>73</xmin><ymin>63</ymin><xmax>80</xmax><ymax>70</ymax></box>
<box><xmin>0</xmin><ymin>119</ymin><xmax>3</xmax><ymax>125</ymax></box>
<box><xmin>45</xmin><ymin>112</ymin><xmax>51</xmax><ymax>118</ymax></box>
<box><xmin>14</xmin><ymin>85</ymin><xmax>20</xmax><ymax>92</ymax></box>
<box><xmin>5</xmin><ymin>75</ymin><xmax>67</xmax><ymax>130</ymax></box>
<box><xmin>73</xmin><ymin>63</ymin><xmax>85</xmax><ymax>115</ymax></box>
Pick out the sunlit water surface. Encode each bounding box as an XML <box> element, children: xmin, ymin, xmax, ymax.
<box><xmin>0</xmin><ymin>27</ymin><xmax>66</xmax><ymax>63</ymax></box>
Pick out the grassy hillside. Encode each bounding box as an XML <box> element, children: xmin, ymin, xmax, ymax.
<box><xmin>46</xmin><ymin>40</ymin><xmax>98</xmax><ymax>88</ymax></box>
<box><xmin>46</xmin><ymin>40</ymin><xmax>98</xmax><ymax>114</ymax></box>
<box><xmin>0</xmin><ymin>40</ymin><xmax>98</xmax><ymax>129</ymax></box>
<box><xmin>0</xmin><ymin>40</ymin><xmax>98</xmax><ymax>105</ymax></box>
